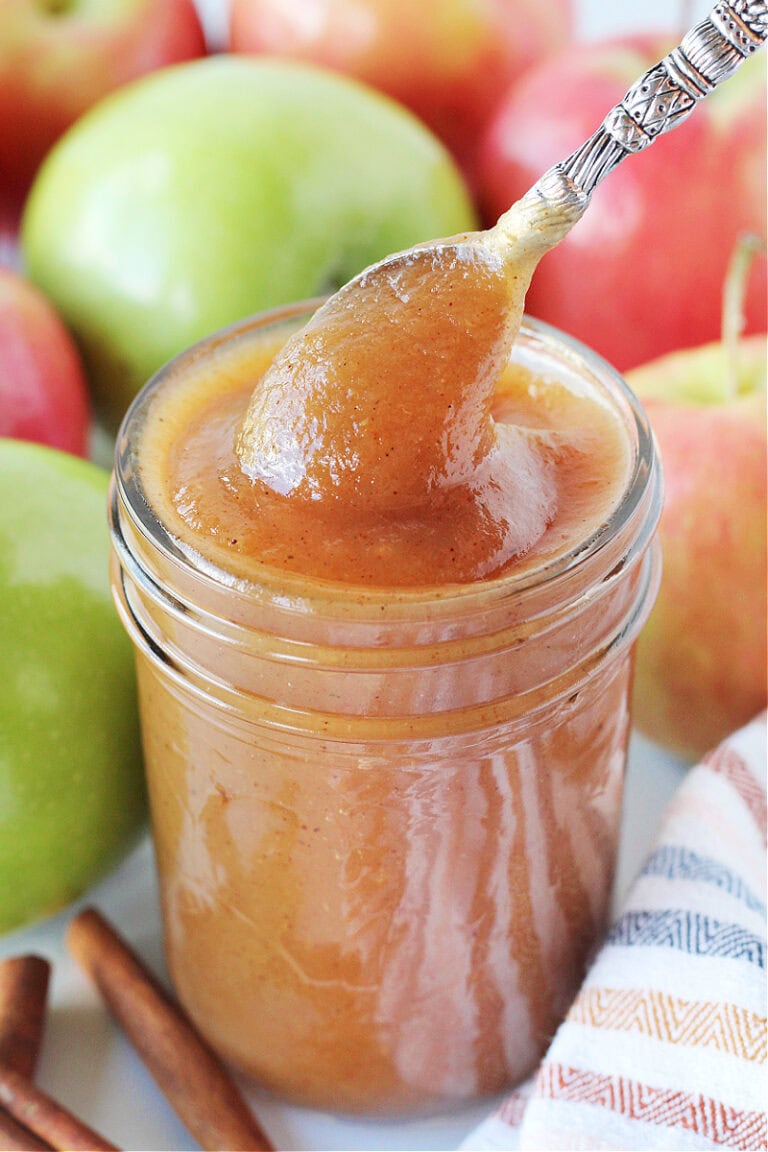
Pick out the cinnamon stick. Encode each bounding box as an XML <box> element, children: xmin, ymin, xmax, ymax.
<box><xmin>0</xmin><ymin>955</ymin><xmax>51</xmax><ymax>1078</ymax></box>
<box><xmin>0</xmin><ymin>1063</ymin><xmax>117</xmax><ymax>1152</ymax></box>
<box><xmin>67</xmin><ymin>908</ymin><xmax>274</xmax><ymax>1152</ymax></box>
<box><xmin>0</xmin><ymin>1106</ymin><xmax>54</xmax><ymax>1152</ymax></box>
<box><xmin>0</xmin><ymin>955</ymin><xmax>54</xmax><ymax>1151</ymax></box>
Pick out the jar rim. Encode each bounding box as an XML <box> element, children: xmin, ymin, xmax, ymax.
<box><xmin>113</xmin><ymin>301</ymin><xmax>660</xmax><ymax>620</ymax></box>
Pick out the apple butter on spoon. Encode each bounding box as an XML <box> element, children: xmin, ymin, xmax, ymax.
<box><xmin>234</xmin><ymin>185</ymin><xmax>581</xmax><ymax>517</ymax></box>
<box><xmin>234</xmin><ymin>194</ymin><xmax>583</xmax><ymax>579</ymax></box>
<box><xmin>236</xmin><ymin>0</ymin><xmax>767</xmax><ymax>534</ymax></box>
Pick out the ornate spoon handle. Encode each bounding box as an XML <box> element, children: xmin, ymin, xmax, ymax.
<box><xmin>501</xmin><ymin>1</ymin><xmax>767</xmax><ymax>252</ymax></box>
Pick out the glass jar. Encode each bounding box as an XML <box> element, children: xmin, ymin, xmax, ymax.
<box><xmin>109</xmin><ymin>303</ymin><xmax>662</xmax><ymax>1117</ymax></box>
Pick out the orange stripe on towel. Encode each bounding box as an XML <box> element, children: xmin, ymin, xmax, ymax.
<box><xmin>568</xmin><ymin>986</ymin><xmax>766</xmax><ymax>1063</ymax></box>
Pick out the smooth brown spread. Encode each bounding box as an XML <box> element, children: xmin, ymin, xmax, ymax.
<box><xmin>142</xmin><ymin>313</ymin><xmax>629</xmax><ymax>588</ymax></box>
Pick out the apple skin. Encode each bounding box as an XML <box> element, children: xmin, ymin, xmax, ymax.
<box><xmin>21</xmin><ymin>55</ymin><xmax>477</xmax><ymax>433</ymax></box>
<box><xmin>628</xmin><ymin>337</ymin><xmax>767</xmax><ymax>762</ymax></box>
<box><xmin>0</xmin><ymin>438</ymin><xmax>146</xmax><ymax>936</ymax></box>
<box><xmin>229</xmin><ymin>0</ymin><xmax>573</xmax><ymax>183</ymax></box>
<box><xmin>0</xmin><ymin>0</ymin><xmax>206</xmax><ymax>203</ymax></box>
<box><xmin>476</xmin><ymin>38</ymin><xmax>767</xmax><ymax>373</ymax></box>
<box><xmin>0</xmin><ymin>268</ymin><xmax>90</xmax><ymax>456</ymax></box>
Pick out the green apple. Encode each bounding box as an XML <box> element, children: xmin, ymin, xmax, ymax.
<box><xmin>0</xmin><ymin>439</ymin><xmax>146</xmax><ymax>935</ymax></box>
<box><xmin>628</xmin><ymin>335</ymin><xmax>767</xmax><ymax>762</ymax></box>
<box><xmin>21</xmin><ymin>55</ymin><xmax>477</xmax><ymax>432</ymax></box>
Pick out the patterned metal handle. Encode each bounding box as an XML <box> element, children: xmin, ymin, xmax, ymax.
<box><xmin>501</xmin><ymin>1</ymin><xmax>767</xmax><ymax>254</ymax></box>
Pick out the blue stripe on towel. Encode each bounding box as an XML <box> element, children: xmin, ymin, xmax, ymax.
<box><xmin>607</xmin><ymin>909</ymin><xmax>765</xmax><ymax>967</ymax></box>
<box><xmin>642</xmin><ymin>846</ymin><xmax>766</xmax><ymax>917</ymax></box>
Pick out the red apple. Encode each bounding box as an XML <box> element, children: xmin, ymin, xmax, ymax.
<box><xmin>228</xmin><ymin>0</ymin><xmax>573</xmax><ymax>182</ymax></box>
<box><xmin>476</xmin><ymin>37</ymin><xmax>767</xmax><ymax>372</ymax></box>
<box><xmin>0</xmin><ymin>0</ymin><xmax>206</xmax><ymax>205</ymax></box>
<box><xmin>628</xmin><ymin>331</ymin><xmax>767</xmax><ymax>762</ymax></box>
<box><xmin>0</xmin><ymin>268</ymin><xmax>90</xmax><ymax>456</ymax></box>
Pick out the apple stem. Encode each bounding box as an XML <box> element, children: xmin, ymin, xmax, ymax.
<box><xmin>721</xmin><ymin>231</ymin><xmax>766</xmax><ymax>400</ymax></box>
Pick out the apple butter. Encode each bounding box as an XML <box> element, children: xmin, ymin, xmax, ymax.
<box><xmin>110</xmin><ymin>301</ymin><xmax>661</xmax><ymax>1115</ymax></box>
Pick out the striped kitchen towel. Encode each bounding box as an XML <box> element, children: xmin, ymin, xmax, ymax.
<box><xmin>462</xmin><ymin>712</ymin><xmax>767</xmax><ymax>1152</ymax></box>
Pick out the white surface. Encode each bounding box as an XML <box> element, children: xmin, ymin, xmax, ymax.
<box><xmin>0</xmin><ymin>734</ymin><xmax>687</xmax><ymax>1152</ymax></box>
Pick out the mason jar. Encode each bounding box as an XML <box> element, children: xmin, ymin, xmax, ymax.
<box><xmin>109</xmin><ymin>303</ymin><xmax>662</xmax><ymax>1116</ymax></box>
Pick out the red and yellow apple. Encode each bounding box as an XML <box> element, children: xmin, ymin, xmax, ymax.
<box><xmin>629</xmin><ymin>334</ymin><xmax>767</xmax><ymax>761</ymax></box>
<box><xmin>229</xmin><ymin>0</ymin><xmax>573</xmax><ymax>182</ymax></box>
<box><xmin>0</xmin><ymin>268</ymin><xmax>90</xmax><ymax>455</ymax></box>
<box><xmin>0</xmin><ymin>0</ymin><xmax>206</xmax><ymax>204</ymax></box>
<box><xmin>476</xmin><ymin>37</ymin><xmax>767</xmax><ymax>372</ymax></box>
